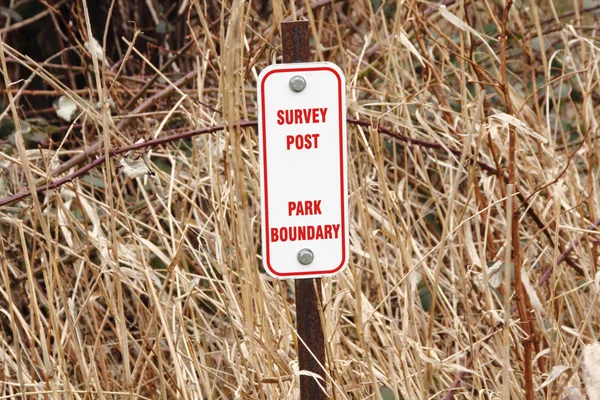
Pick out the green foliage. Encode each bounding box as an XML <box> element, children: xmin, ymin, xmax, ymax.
<box><xmin>380</xmin><ymin>386</ymin><xmax>404</xmax><ymax>400</ymax></box>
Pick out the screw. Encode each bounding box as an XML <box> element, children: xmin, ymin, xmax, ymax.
<box><xmin>289</xmin><ymin>75</ymin><xmax>306</xmax><ymax>92</ymax></box>
<box><xmin>297</xmin><ymin>248</ymin><xmax>314</xmax><ymax>265</ymax></box>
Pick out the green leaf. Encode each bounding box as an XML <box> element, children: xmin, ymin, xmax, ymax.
<box><xmin>0</xmin><ymin>172</ymin><xmax>11</xmax><ymax>198</ymax></box>
<box><xmin>380</xmin><ymin>386</ymin><xmax>402</xmax><ymax>400</ymax></box>
<box><xmin>418</xmin><ymin>276</ymin><xmax>447</xmax><ymax>312</ymax></box>
<box><xmin>419</xmin><ymin>281</ymin><xmax>432</xmax><ymax>312</ymax></box>
<box><xmin>0</xmin><ymin>119</ymin><xmax>15</xmax><ymax>139</ymax></box>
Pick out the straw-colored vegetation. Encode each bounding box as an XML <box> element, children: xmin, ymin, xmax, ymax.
<box><xmin>1</xmin><ymin>0</ymin><xmax>600</xmax><ymax>398</ymax></box>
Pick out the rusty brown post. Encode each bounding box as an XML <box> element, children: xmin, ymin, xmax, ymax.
<box><xmin>281</xmin><ymin>20</ymin><xmax>328</xmax><ymax>400</ymax></box>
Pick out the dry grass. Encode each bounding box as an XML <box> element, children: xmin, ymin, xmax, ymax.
<box><xmin>0</xmin><ymin>0</ymin><xmax>600</xmax><ymax>398</ymax></box>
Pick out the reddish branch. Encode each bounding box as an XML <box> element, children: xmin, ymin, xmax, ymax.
<box><xmin>1</xmin><ymin>117</ymin><xmax>499</xmax><ymax>208</ymax></box>
<box><xmin>499</xmin><ymin>0</ymin><xmax>534</xmax><ymax>396</ymax></box>
<box><xmin>347</xmin><ymin>118</ymin><xmax>498</xmax><ymax>173</ymax></box>
<box><xmin>443</xmin><ymin>356</ymin><xmax>473</xmax><ymax>400</ymax></box>
<box><xmin>0</xmin><ymin>117</ymin><xmax>587</xmax><ymax>285</ymax></box>
<box><xmin>538</xmin><ymin>217</ymin><xmax>600</xmax><ymax>286</ymax></box>
<box><xmin>350</xmin><ymin>119</ymin><xmax>581</xmax><ymax>279</ymax></box>
<box><xmin>0</xmin><ymin>120</ymin><xmax>256</xmax><ymax>207</ymax></box>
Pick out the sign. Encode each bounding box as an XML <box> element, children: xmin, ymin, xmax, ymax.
<box><xmin>258</xmin><ymin>62</ymin><xmax>348</xmax><ymax>279</ymax></box>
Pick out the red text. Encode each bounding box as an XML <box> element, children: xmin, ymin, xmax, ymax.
<box><xmin>270</xmin><ymin>224</ymin><xmax>341</xmax><ymax>242</ymax></box>
<box><xmin>288</xmin><ymin>200</ymin><xmax>322</xmax><ymax>216</ymax></box>
<box><xmin>286</xmin><ymin>134</ymin><xmax>320</xmax><ymax>150</ymax></box>
<box><xmin>277</xmin><ymin>108</ymin><xmax>328</xmax><ymax>125</ymax></box>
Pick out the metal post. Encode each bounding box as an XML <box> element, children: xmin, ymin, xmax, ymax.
<box><xmin>281</xmin><ymin>20</ymin><xmax>328</xmax><ymax>400</ymax></box>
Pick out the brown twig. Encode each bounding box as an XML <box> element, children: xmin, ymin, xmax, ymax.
<box><xmin>3</xmin><ymin>117</ymin><xmax>495</xmax><ymax>208</ymax></box>
<box><xmin>0</xmin><ymin>120</ymin><xmax>256</xmax><ymax>207</ymax></box>
<box><xmin>499</xmin><ymin>0</ymin><xmax>534</xmax><ymax>397</ymax></box>
<box><xmin>0</xmin><ymin>116</ymin><xmax>587</xmax><ymax>287</ymax></box>
<box><xmin>539</xmin><ymin>4</ymin><xmax>600</xmax><ymax>26</ymax></box>
<box><xmin>351</xmin><ymin>117</ymin><xmax>580</xmax><ymax>279</ymax></box>
<box><xmin>443</xmin><ymin>356</ymin><xmax>473</xmax><ymax>400</ymax></box>
<box><xmin>347</xmin><ymin>118</ymin><xmax>497</xmax><ymax>173</ymax></box>
<box><xmin>538</xmin><ymin>217</ymin><xmax>600</xmax><ymax>286</ymax></box>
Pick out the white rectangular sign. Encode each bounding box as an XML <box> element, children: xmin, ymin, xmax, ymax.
<box><xmin>258</xmin><ymin>62</ymin><xmax>348</xmax><ymax>279</ymax></box>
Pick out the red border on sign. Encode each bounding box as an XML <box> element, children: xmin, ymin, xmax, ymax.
<box><xmin>261</xmin><ymin>66</ymin><xmax>346</xmax><ymax>277</ymax></box>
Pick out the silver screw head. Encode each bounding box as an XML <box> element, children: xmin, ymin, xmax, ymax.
<box><xmin>297</xmin><ymin>248</ymin><xmax>314</xmax><ymax>265</ymax></box>
<box><xmin>289</xmin><ymin>75</ymin><xmax>306</xmax><ymax>92</ymax></box>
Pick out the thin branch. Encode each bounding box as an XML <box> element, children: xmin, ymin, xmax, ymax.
<box><xmin>443</xmin><ymin>356</ymin><xmax>473</xmax><ymax>400</ymax></box>
<box><xmin>49</xmin><ymin>68</ymin><xmax>197</xmax><ymax>178</ymax></box>
<box><xmin>346</xmin><ymin>118</ymin><xmax>497</xmax><ymax>174</ymax></box>
<box><xmin>0</xmin><ymin>117</ymin><xmax>587</xmax><ymax>286</ymax></box>
<box><xmin>2</xmin><ymin>117</ymin><xmax>496</xmax><ymax>208</ymax></box>
<box><xmin>0</xmin><ymin>120</ymin><xmax>256</xmax><ymax>207</ymax></box>
<box><xmin>538</xmin><ymin>217</ymin><xmax>600</xmax><ymax>286</ymax></box>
